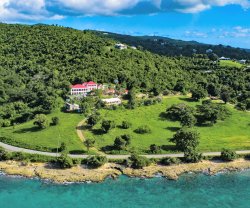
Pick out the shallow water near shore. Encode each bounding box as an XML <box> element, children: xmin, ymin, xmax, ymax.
<box><xmin>0</xmin><ymin>170</ymin><xmax>250</xmax><ymax>208</ymax></box>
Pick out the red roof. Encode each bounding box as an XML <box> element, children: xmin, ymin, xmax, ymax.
<box><xmin>84</xmin><ymin>81</ymin><xmax>97</xmax><ymax>85</ymax></box>
<box><xmin>71</xmin><ymin>84</ymin><xmax>87</xmax><ymax>89</ymax></box>
<box><xmin>71</xmin><ymin>81</ymin><xmax>97</xmax><ymax>89</ymax></box>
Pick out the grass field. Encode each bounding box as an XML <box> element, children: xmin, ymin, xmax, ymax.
<box><xmin>1</xmin><ymin>96</ymin><xmax>249</xmax><ymax>154</ymax></box>
<box><xmin>219</xmin><ymin>60</ymin><xmax>243</xmax><ymax>68</ymax></box>
<box><xmin>0</xmin><ymin>110</ymin><xmax>87</xmax><ymax>154</ymax></box>
<box><xmin>84</xmin><ymin>96</ymin><xmax>250</xmax><ymax>154</ymax></box>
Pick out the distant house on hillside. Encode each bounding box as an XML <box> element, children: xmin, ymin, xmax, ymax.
<box><xmin>115</xmin><ymin>43</ymin><xmax>127</xmax><ymax>50</ymax></box>
<box><xmin>70</xmin><ymin>81</ymin><xmax>101</xmax><ymax>96</ymax></box>
<box><xmin>102</xmin><ymin>98</ymin><xmax>122</xmax><ymax>106</ymax></box>
<box><xmin>219</xmin><ymin>56</ymin><xmax>231</xmax><ymax>60</ymax></box>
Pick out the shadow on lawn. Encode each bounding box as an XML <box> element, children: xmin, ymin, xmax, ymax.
<box><xmin>159</xmin><ymin>112</ymin><xmax>168</xmax><ymax>121</ymax></box>
<box><xmin>165</xmin><ymin>126</ymin><xmax>180</xmax><ymax>132</ymax></box>
<box><xmin>90</xmin><ymin>129</ymin><xmax>104</xmax><ymax>135</ymax></box>
<box><xmin>101</xmin><ymin>145</ymin><xmax>115</xmax><ymax>152</ymax></box>
<box><xmin>13</xmin><ymin>126</ymin><xmax>41</xmax><ymax>133</ymax></box>
<box><xmin>178</xmin><ymin>97</ymin><xmax>195</xmax><ymax>102</ymax></box>
<box><xmin>161</xmin><ymin>145</ymin><xmax>178</xmax><ymax>152</ymax></box>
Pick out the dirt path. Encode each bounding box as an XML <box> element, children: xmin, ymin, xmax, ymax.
<box><xmin>76</xmin><ymin>120</ymin><xmax>86</xmax><ymax>142</ymax></box>
<box><xmin>76</xmin><ymin>120</ymin><xmax>105</xmax><ymax>155</ymax></box>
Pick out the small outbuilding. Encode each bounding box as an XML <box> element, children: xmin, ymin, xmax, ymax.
<box><xmin>65</xmin><ymin>103</ymin><xmax>80</xmax><ymax>111</ymax></box>
<box><xmin>102</xmin><ymin>98</ymin><xmax>122</xmax><ymax>106</ymax></box>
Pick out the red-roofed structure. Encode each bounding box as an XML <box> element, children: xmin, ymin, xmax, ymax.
<box><xmin>70</xmin><ymin>81</ymin><xmax>98</xmax><ymax>96</ymax></box>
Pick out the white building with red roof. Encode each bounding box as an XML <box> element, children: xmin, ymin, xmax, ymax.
<box><xmin>70</xmin><ymin>81</ymin><xmax>99</xmax><ymax>96</ymax></box>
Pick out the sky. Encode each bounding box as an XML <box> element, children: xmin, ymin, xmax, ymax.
<box><xmin>1</xmin><ymin>0</ymin><xmax>250</xmax><ymax>48</ymax></box>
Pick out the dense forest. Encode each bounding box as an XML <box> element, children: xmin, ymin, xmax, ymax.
<box><xmin>0</xmin><ymin>23</ymin><xmax>249</xmax><ymax>126</ymax></box>
<box><xmin>95</xmin><ymin>31</ymin><xmax>250</xmax><ymax>59</ymax></box>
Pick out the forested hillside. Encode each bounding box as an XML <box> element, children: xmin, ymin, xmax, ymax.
<box><xmin>0</xmin><ymin>23</ymin><xmax>249</xmax><ymax>126</ymax></box>
<box><xmin>95</xmin><ymin>31</ymin><xmax>250</xmax><ymax>59</ymax></box>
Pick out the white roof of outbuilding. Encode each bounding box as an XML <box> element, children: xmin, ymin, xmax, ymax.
<box><xmin>102</xmin><ymin>98</ymin><xmax>121</xmax><ymax>103</ymax></box>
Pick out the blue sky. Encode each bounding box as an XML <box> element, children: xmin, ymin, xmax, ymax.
<box><xmin>1</xmin><ymin>0</ymin><xmax>250</xmax><ymax>48</ymax></box>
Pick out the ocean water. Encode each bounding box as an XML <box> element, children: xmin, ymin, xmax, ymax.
<box><xmin>0</xmin><ymin>171</ymin><xmax>250</xmax><ymax>208</ymax></box>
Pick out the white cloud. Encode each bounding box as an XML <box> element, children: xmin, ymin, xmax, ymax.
<box><xmin>171</xmin><ymin>0</ymin><xmax>250</xmax><ymax>13</ymax></box>
<box><xmin>0</xmin><ymin>0</ymin><xmax>63</xmax><ymax>21</ymax></box>
<box><xmin>0</xmin><ymin>0</ymin><xmax>249</xmax><ymax>21</ymax></box>
<box><xmin>53</xmin><ymin>0</ymin><xmax>140</xmax><ymax>15</ymax></box>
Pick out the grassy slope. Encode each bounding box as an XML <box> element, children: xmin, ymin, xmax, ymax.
<box><xmin>1</xmin><ymin>96</ymin><xmax>249</xmax><ymax>154</ymax></box>
<box><xmin>219</xmin><ymin>60</ymin><xmax>243</xmax><ymax>68</ymax></box>
<box><xmin>84</xmin><ymin>96</ymin><xmax>250</xmax><ymax>153</ymax></box>
<box><xmin>0</xmin><ymin>111</ymin><xmax>87</xmax><ymax>154</ymax></box>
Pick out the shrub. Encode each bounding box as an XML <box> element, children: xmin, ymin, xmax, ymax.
<box><xmin>10</xmin><ymin>152</ymin><xmax>26</xmax><ymax>161</ymax></box>
<box><xmin>221</xmin><ymin>149</ymin><xmax>238</xmax><ymax>161</ymax></box>
<box><xmin>135</xmin><ymin>125</ymin><xmax>151</xmax><ymax>134</ymax></box>
<box><xmin>149</xmin><ymin>144</ymin><xmax>161</xmax><ymax>153</ymax></box>
<box><xmin>166</xmin><ymin>103</ymin><xmax>194</xmax><ymax>121</ymax></box>
<box><xmin>162</xmin><ymin>90</ymin><xmax>171</xmax><ymax>96</ymax></box>
<box><xmin>2</xmin><ymin>120</ymin><xmax>11</xmax><ymax>127</ymax></box>
<box><xmin>33</xmin><ymin>114</ymin><xmax>49</xmax><ymax>129</ymax></box>
<box><xmin>196</xmin><ymin>102</ymin><xmax>231</xmax><ymax>126</ymax></box>
<box><xmin>51</xmin><ymin>117</ymin><xmax>59</xmax><ymax>125</ymax></box>
<box><xmin>144</xmin><ymin>99</ymin><xmax>154</xmax><ymax>106</ymax></box>
<box><xmin>86</xmin><ymin>155</ymin><xmax>107</xmax><ymax>168</ymax></box>
<box><xmin>114</xmin><ymin>135</ymin><xmax>131</xmax><ymax>150</ymax></box>
<box><xmin>84</xmin><ymin>139</ymin><xmax>95</xmax><ymax>153</ymax></box>
<box><xmin>0</xmin><ymin>147</ymin><xmax>8</xmax><ymax>161</ymax></box>
<box><xmin>127</xmin><ymin>154</ymin><xmax>151</xmax><ymax>169</ymax></box>
<box><xmin>121</xmin><ymin>121</ymin><xmax>132</xmax><ymax>129</ymax></box>
<box><xmin>160</xmin><ymin>157</ymin><xmax>181</xmax><ymax>166</ymax></box>
<box><xmin>235</xmin><ymin>102</ymin><xmax>247</xmax><ymax>111</ymax></box>
<box><xmin>57</xmin><ymin>152</ymin><xmax>74</xmax><ymax>169</ymax></box>
<box><xmin>184</xmin><ymin>148</ymin><xmax>203</xmax><ymax>163</ymax></box>
<box><xmin>155</xmin><ymin>97</ymin><xmax>162</xmax><ymax>103</ymax></box>
<box><xmin>59</xmin><ymin>142</ymin><xmax>67</xmax><ymax>152</ymax></box>
<box><xmin>180</xmin><ymin>112</ymin><xmax>197</xmax><ymax>128</ymax></box>
<box><xmin>170</xmin><ymin>128</ymin><xmax>200</xmax><ymax>151</ymax></box>
<box><xmin>191</xmin><ymin>86</ymin><xmax>208</xmax><ymax>101</ymax></box>
<box><xmin>87</xmin><ymin>113</ymin><xmax>101</xmax><ymax>127</ymax></box>
<box><xmin>101</xmin><ymin>120</ymin><xmax>116</xmax><ymax>133</ymax></box>
<box><xmin>72</xmin><ymin>158</ymin><xmax>82</xmax><ymax>165</ymax></box>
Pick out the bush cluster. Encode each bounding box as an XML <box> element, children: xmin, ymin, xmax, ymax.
<box><xmin>221</xmin><ymin>149</ymin><xmax>238</xmax><ymax>161</ymax></box>
<box><xmin>86</xmin><ymin>156</ymin><xmax>107</xmax><ymax>168</ymax></box>
<box><xmin>135</xmin><ymin>125</ymin><xmax>151</xmax><ymax>134</ymax></box>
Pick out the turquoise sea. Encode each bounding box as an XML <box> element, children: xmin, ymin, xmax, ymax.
<box><xmin>0</xmin><ymin>171</ymin><xmax>250</xmax><ymax>208</ymax></box>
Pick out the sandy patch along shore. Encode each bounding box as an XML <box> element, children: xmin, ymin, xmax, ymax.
<box><xmin>0</xmin><ymin>159</ymin><xmax>250</xmax><ymax>183</ymax></box>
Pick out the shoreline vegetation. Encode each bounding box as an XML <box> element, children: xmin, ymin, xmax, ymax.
<box><xmin>1</xmin><ymin>158</ymin><xmax>250</xmax><ymax>184</ymax></box>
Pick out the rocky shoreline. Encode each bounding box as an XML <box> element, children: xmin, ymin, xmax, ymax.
<box><xmin>1</xmin><ymin>159</ymin><xmax>250</xmax><ymax>183</ymax></box>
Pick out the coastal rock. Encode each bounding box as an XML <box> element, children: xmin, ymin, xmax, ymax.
<box><xmin>0</xmin><ymin>159</ymin><xmax>250</xmax><ymax>183</ymax></box>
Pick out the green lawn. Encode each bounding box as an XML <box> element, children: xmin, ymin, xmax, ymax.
<box><xmin>219</xmin><ymin>60</ymin><xmax>243</xmax><ymax>68</ymax></box>
<box><xmin>1</xmin><ymin>96</ymin><xmax>250</xmax><ymax>155</ymax></box>
<box><xmin>0</xmin><ymin>111</ymin><xmax>87</xmax><ymax>154</ymax></box>
<box><xmin>84</xmin><ymin>96</ymin><xmax>250</xmax><ymax>153</ymax></box>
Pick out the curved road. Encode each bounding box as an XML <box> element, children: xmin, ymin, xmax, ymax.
<box><xmin>1</xmin><ymin>141</ymin><xmax>250</xmax><ymax>159</ymax></box>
